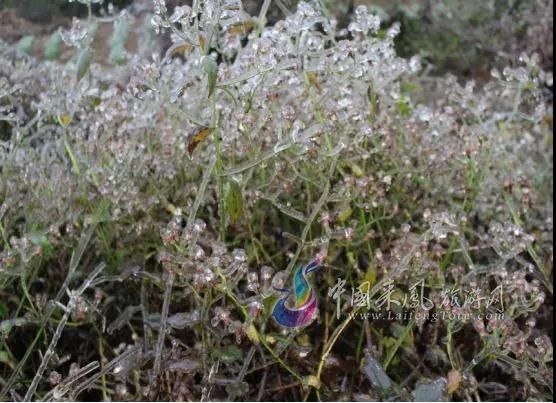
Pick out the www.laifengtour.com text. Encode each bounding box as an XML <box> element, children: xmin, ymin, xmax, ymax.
<box><xmin>346</xmin><ymin>310</ymin><xmax>505</xmax><ymax>322</ymax></box>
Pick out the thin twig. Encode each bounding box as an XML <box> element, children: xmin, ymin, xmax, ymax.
<box><xmin>148</xmin><ymin>272</ymin><xmax>174</xmax><ymax>399</ymax></box>
<box><xmin>285</xmin><ymin>157</ymin><xmax>337</xmax><ymax>278</ymax></box>
<box><xmin>149</xmin><ymin>157</ymin><xmax>216</xmax><ymax>397</ymax></box>
<box><xmin>71</xmin><ymin>346</ymin><xmax>141</xmax><ymax>399</ymax></box>
<box><xmin>258</xmin><ymin>0</ymin><xmax>273</xmax><ymax>33</ymax></box>
<box><xmin>24</xmin><ymin>263</ymin><xmax>106</xmax><ymax>401</ymax></box>
<box><xmin>42</xmin><ymin>361</ymin><xmax>100</xmax><ymax>402</ymax></box>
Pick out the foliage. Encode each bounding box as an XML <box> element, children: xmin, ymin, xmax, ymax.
<box><xmin>391</xmin><ymin>0</ymin><xmax>554</xmax><ymax>75</ymax></box>
<box><xmin>0</xmin><ymin>0</ymin><xmax>553</xmax><ymax>401</ymax></box>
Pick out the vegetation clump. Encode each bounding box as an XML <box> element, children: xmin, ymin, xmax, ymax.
<box><xmin>0</xmin><ymin>0</ymin><xmax>553</xmax><ymax>400</ymax></box>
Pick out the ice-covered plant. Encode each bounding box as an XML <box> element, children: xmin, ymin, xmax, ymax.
<box><xmin>0</xmin><ymin>0</ymin><xmax>552</xmax><ymax>401</ymax></box>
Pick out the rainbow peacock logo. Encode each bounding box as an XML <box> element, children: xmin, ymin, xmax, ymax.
<box><xmin>271</xmin><ymin>257</ymin><xmax>322</xmax><ymax>328</ymax></box>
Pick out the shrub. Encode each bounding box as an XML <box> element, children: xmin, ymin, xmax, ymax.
<box><xmin>0</xmin><ymin>0</ymin><xmax>552</xmax><ymax>400</ymax></box>
<box><xmin>391</xmin><ymin>0</ymin><xmax>554</xmax><ymax>75</ymax></box>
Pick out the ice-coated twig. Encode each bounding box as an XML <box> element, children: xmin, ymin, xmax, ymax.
<box><xmin>141</xmin><ymin>281</ymin><xmax>151</xmax><ymax>352</ymax></box>
<box><xmin>149</xmin><ymin>156</ymin><xmax>216</xmax><ymax>398</ymax></box>
<box><xmin>55</xmin><ymin>225</ymin><xmax>96</xmax><ymax>302</ymax></box>
<box><xmin>186</xmin><ymin>156</ymin><xmax>216</xmax><ymax>234</ymax></box>
<box><xmin>257</xmin><ymin>0</ymin><xmax>273</xmax><ymax>32</ymax></box>
<box><xmin>260</xmin><ymin>196</ymin><xmax>307</xmax><ymax>222</ymax></box>
<box><xmin>70</xmin><ymin>346</ymin><xmax>141</xmax><ymax>399</ymax></box>
<box><xmin>285</xmin><ymin>157</ymin><xmax>337</xmax><ymax>278</ymax></box>
<box><xmin>148</xmin><ymin>271</ymin><xmax>175</xmax><ymax>398</ymax></box>
<box><xmin>218</xmin><ymin>60</ymin><xmax>297</xmax><ymax>87</ymax></box>
<box><xmin>221</xmin><ymin>124</ymin><xmax>323</xmax><ymax>176</ymax></box>
<box><xmin>41</xmin><ymin>361</ymin><xmax>100</xmax><ymax>402</ymax></box>
<box><xmin>237</xmin><ymin>346</ymin><xmax>256</xmax><ymax>382</ymax></box>
<box><xmin>24</xmin><ymin>262</ymin><xmax>106</xmax><ymax>402</ymax></box>
<box><xmin>274</xmin><ymin>0</ymin><xmax>292</xmax><ymax>16</ymax></box>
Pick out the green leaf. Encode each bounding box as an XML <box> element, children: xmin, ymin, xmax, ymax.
<box><xmin>262</xmin><ymin>294</ymin><xmax>279</xmax><ymax>316</ymax></box>
<box><xmin>202</xmin><ymin>55</ymin><xmax>218</xmax><ymax>98</ymax></box>
<box><xmin>110</xmin><ymin>43</ymin><xmax>126</xmax><ymax>65</ymax></box>
<box><xmin>57</xmin><ymin>114</ymin><xmax>73</xmax><ymax>128</ymax></box>
<box><xmin>401</xmin><ymin>81</ymin><xmax>419</xmax><ymax>94</ymax></box>
<box><xmin>246</xmin><ymin>323</ymin><xmax>260</xmax><ymax>345</ymax></box>
<box><xmin>109</xmin><ymin>18</ymin><xmax>129</xmax><ymax>65</ymax></box>
<box><xmin>215</xmin><ymin>345</ymin><xmax>243</xmax><ymax>363</ymax></box>
<box><xmin>337</xmin><ymin>205</ymin><xmax>352</xmax><ymax>223</ymax></box>
<box><xmin>0</xmin><ymin>318</ymin><xmax>29</xmax><ymax>335</ymax></box>
<box><xmin>225</xmin><ymin>180</ymin><xmax>244</xmax><ymax>224</ymax></box>
<box><xmin>0</xmin><ymin>351</ymin><xmax>9</xmax><ymax>365</ymax></box>
<box><xmin>396</xmin><ymin>98</ymin><xmax>411</xmax><ymax>118</ymax></box>
<box><xmin>349</xmin><ymin>162</ymin><xmax>364</xmax><ymax>178</ymax></box>
<box><xmin>0</xmin><ymin>301</ymin><xmax>8</xmax><ymax>318</ymax></box>
<box><xmin>29</xmin><ymin>232</ymin><xmax>48</xmax><ymax>247</ymax></box>
<box><xmin>87</xmin><ymin>21</ymin><xmax>99</xmax><ymax>41</ymax></box>
<box><xmin>64</xmin><ymin>139</ymin><xmax>81</xmax><ymax>176</ymax></box>
<box><xmin>44</xmin><ymin>31</ymin><xmax>62</xmax><ymax>60</ymax></box>
<box><xmin>17</xmin><ymin>36</ymin><xmax>34</xmax><ymax>55</ymax></box>
<box><xmin>368</xmin><ymin>82</ymin><xmax>379</xmax><ymax>123</ymax></box>
<box><xmin>225</xmin><ymin>381</ymin><xmax>249</xmax><ymax>399</ymax></box>
<box><xmin>76</xmin><ymin>48</ymin><xmax>92</xmax><ymax>82</ymax></box>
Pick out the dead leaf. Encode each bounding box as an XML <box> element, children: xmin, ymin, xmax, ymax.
<box><xmin>228</xmin><ymin>20</ymin><xmax>256</xmax><ymax>35</ymax></box>
<box><xmin>447</xmin><ymin>369</ymin><xmax>462</xmax><ymax>394</ymax></box>
<box><xmin>198</xmin><ymin>34</ymin><xmax>206</xmax><ymax>51</ymax></box>
<box><xmin>306</xmin><ymin>72</ymin><xmax>323</xmax><ymax>93</ymax></box>
<box><xmin>188</xmin><ymin>127</ymin><xmax>211</xmax><ymax>155</ymax></box>
<box><xmin>165</xmin><ymin>41</ymin><xmax>194</xmax><ymax>59</ymax></box>
<box><xmin>303</xmin><ymin>375</ymin><xmax>321</xmax><ymax>389</ymax></box>
<box><xmin>245</xmin><ymin>323</ymin><xmax>259</xmax><ymax>345</ymax></box>
<box><xmin>57</xmin><ymin>114</ymin><xmax>73</xmax><ymax>128</ymax></box>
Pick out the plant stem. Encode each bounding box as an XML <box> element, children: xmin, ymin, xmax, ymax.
<box><xmin>258</xmin><ymin>0</ymin><xmax>273</xmax><ymax>34</ymax></box>
<box><xmin>148</xmin><ymin>271</ymin><xmax>174</xmax><ymax>398</ymax></box>
<box><xmin>24</xmin><ymin>263</ymin><xmax>105</xmax><ymax>401</ymax></box>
